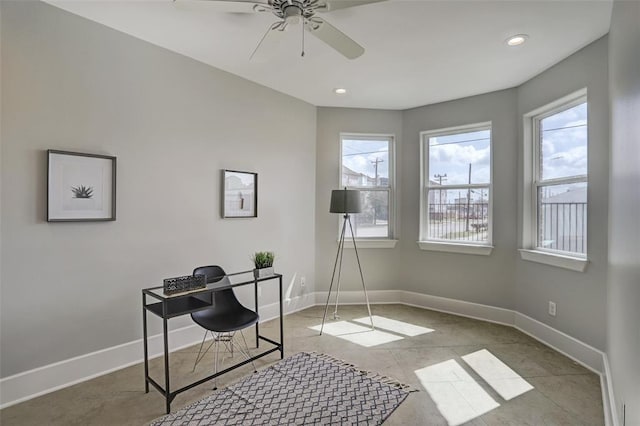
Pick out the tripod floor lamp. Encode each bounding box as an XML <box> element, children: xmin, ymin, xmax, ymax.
<box><xmin>320</xmin><ymin>188</ymin><xmax>374</xmax><ymax>335</ymax></box>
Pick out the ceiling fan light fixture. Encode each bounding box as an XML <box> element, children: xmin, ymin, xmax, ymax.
<box><xmin>334</xmin><ymin>88</ymin><xmax>347</xmax><ymax>95</ymax></box>
<box><xmin>506</xmin><ymin>34</ymin><xmax>528</xmax><ymax>46</ymax></box>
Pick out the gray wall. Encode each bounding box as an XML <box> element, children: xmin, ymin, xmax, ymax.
<box><xmin>607</xmin><ymin>1</ymin><xmax>640</xmax><ymax>423</ymax></box>
<box><xmin>315</xmin><ymin>108</ymin><xmax>403</xmax><ymax>291</ymax></box>
<box><xmin>315</xmin><ymin>39</ymin><xmax>611</xmax><ymax>353</ymax></box>
<box><xmin>0</xmin><ymin>1</ymin><xmax>316</xmax><ymax>377</ymax></box>
<box><xmin>516</xmin><ymin>37</ymin><xmax>609</xmax><ymax>350</ymax></box>
<box><xmin>317</xmin><ymin>89</ymin><xmax>519</xmax><ymax>310</ymax></box>
<box><xmin>401</xmin><ymin>89</ymin><xmax>518</xmax><ymax>308</ymax></box>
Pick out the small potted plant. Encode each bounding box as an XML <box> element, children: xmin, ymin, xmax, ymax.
<box><xmin>252</xmin><ymin>251</ymin><xmax>275</xmax><ymax>278</ymax></box>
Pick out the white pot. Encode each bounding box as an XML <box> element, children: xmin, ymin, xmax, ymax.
<box><xmin>253</xmin><ymin>267</ymin><xmax>274</xmax><ymax>279</ymax></box>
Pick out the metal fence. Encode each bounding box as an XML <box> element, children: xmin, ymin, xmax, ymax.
<box><xmin>427</xmin><ymin>201</ymin><xmax>586</xmax><ymax>252</ymax></box>
<box><xmin>539</xmin><ymin>202</ymin><xmax>587</xmax><ymax>254</ymax></box>
<box><xmin>428</xmin><ymin>202</ymin><xmax>489</xmax><ymax>242</ymax></box>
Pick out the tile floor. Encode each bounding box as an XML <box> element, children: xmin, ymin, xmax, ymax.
<box><xmin>0</xmin><ymin>304</ymin><xmax>604</xmax><ymax>425</ymax></box>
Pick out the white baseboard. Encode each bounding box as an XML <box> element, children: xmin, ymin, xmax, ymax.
<box><xmin>0</xmin><ymin>287</ymin><xmax>614</xmax><ymax>425</ymax></box>
<box><xmin>398</xmin><ymin>291</ymin><xmax>516</xmax><ymax>326</ymax></box>
<box><xmin>513</xmin><ymin>312</ymin><xmax>604</xmax><ymax>374</ymax></box>
<box><xmin>0</xmin><ymin>293</ymin><xmax>315</xmax><ymax>409</ymax></box>
<box><xmin>314</xmin><ymin>290</ymin><xmax>402</xmax><ymax>306</ymax></box>
<box><xmin>601</xmin><ymin>353</ymin><xmax>619</xmax><ymax>426</ymax></box>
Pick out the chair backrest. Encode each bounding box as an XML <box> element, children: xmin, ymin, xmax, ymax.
<box><xmin>193</xmin><ymin>265</ymin><xmax>243</xmax><ymax>314</ymax></box>
<box><xmin>193</xmin><ymin>265</ymin><xmax>226</xmax><ymax>284</ymax></box>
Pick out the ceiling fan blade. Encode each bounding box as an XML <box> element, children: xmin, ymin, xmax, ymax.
<box><xmin>181</xmin><ymin>0</ymin><xmax>271</xmax><ymax>13</ymax></box>
<box><xmin>306</xmin><ymin>18</ymin><xmax>364</xmax><ymax>59</ymax></box>
<box><xmin>250</xmin><ymin>21</ymin><xmax>286</xmax><ymax>62</ymax></box>
<box><xmin>319</xmin><ymin>0</ymin><xmax>387</xmax><ymax>12</ymax></box>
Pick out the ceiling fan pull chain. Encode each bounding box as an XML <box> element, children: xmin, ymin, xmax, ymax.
<box><xmin>301</xmin><ymin>19</ymin><xmax>305</xmax><ymax>57</ymax></box>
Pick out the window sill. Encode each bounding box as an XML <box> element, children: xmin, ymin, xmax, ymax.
<box><xmin>339</xmin><ymin>239</ymin><xmax>398</xmax><ymax>249</ymax></box>
<box><xmin>519</xmin><ymin>249</ymin><xmax>588</xmax><ymax>272</ymax></box>
<box><xmin>417</xmin><ymin>241</ymin><xmax>493</xmax><ymax>256</ymax></box>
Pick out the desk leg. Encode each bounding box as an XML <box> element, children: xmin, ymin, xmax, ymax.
<box><xmin>254</xmin><ymin>280</ymin><xmax>259</xmax><ymax>348</ymax></box>
<box><xmin>279</xmin><ymin>275</ymin><xmax>284</xmax><ymax>359</ymax></box>
<box><xmin>142</xmin><ymin>294</ymin><xmax>149</xmax><ymax>393</ymax></box>
<box><xmin>163</xmin><ymin>317</ymin><xmax>171</xmax><ymax>414</ymax></box>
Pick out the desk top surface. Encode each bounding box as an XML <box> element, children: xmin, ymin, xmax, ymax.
<box><xmin>143</xmin><ymin>270</ymin><xmax>281</xmax><ymax>301</ymax></box>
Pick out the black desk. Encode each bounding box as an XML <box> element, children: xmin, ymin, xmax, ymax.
<box><xmin>142</xmin><ymin>271</ymin><xmax>284</xmax><ymax>413</ymax></box>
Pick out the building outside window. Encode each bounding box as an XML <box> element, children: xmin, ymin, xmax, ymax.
<box><xmin>340</xmin><ymin>134</ymin><xmax>394</xmax><ymax>239</ymax></box>
<box><xmin>420</xmin><ymin>123</ymin><xmax>492</xmax><ymax>248</ymax></box>
<box><xmin>531</xmin><ymin>95</ymin><xmax>588</xmax><ymax>256</ymax></box>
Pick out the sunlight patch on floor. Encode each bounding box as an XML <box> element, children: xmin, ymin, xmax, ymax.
<box><xmin>415</xmin><ymin>359</ymin><xmax>500</xmax><ymax>426</ymax></box>
<box><xmin>353</xmin><ymin>315</ymin><xmax>434</xmax><ymax>336</ymax></box>
<box><xmin>309</xmin><ymin>321</ymin><xmax>403</xmax><ymax>347</ymax></box>
<box><xmin>461</xmin><ymin>349</ymin><xmax>534</xmax><ymax>400</ymax></box>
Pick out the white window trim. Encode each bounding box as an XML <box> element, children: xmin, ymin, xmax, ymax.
<box><xmin>418</xmin><ymin>122</ymin><xmax>493</xmax><ymax>255</ymax></box>
<box><xmin>519</xmin><ymin>249</ymin><xmax>588</xmax><ymax>272</ymax></box>
<box><xmin>341</xmin><ymin>239</ymin><xmax>399</xmax><ymax>249</ymax></box>
<box><xmin>521</xmin><ymin>88</ymin><xmax>589</xmax><ymax>271</ymax></box>
<box><xmin>339</xmin><ymin>133</ymin><xmax>396</xmax><ymax>247</ymax></box>
<box><xmin>417</xmin><ymin>241</ymin><xmax>493</xmax><ymax>256</ymax></box>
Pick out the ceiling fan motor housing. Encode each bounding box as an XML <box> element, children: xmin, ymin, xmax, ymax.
<box><xmin>248</xmin><ymin>0</ymin><xmax>368</xmax><ymax>60</ymax></box>
<box><xmin>271</xmin><ymin>0</ymin><xmax>320</xmax><ymax>22</ymax></box>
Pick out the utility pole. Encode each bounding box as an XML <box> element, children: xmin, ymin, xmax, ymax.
<box><xmin>434</xmin><ymin>173</ymin><xmax>447</xmax><ymax>218</ymax></box>
<box><xmin>371</xmin><ymin>157</ymin><xmax>384</xmax><ymax>186</ymax></box>
<box><xmin>371</xmin><ymin>157</ymin><xmax>384</xmax><ymax>225</ymax></box>
<box><xmin>466</xmin><ymin>163</ymin><xmax>472</xmax><ymax>232</ymax></box>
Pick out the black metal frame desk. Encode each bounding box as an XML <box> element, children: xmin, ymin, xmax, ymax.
<box><xmin>142</xmin><ymin>271</ymin><xmax>283</xmax><ymax>413</ymax></box>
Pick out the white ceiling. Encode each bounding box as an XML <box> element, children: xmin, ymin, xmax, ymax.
<box><xmin>45</xmin><ymin>0</ymin><xmax>612</xmax><ymax>110</ymax></box>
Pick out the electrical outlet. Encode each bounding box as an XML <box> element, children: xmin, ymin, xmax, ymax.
<box><xmin>548</xmin><ymin>301</ymin><xmax>557</xmax><ymax>316</ymax></box>
<box><xmin>300</xmin><ymin>276</ymin><xmax>306</xmax><ymax>287</ymax></box>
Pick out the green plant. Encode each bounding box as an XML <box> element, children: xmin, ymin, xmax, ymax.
<box><xmin>71</xmin><ymin>185</ymin><xmax>94</xmax><ymax>199</ymax></box>
<box><xmin>252</xmin><ymin>251</ymin><xmax>275</xmax><ymax>269</ymax></box>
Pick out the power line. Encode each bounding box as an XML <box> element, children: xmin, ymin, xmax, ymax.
<box><xmin>542</xmin><ymin>123</ymin><xmax>586</xmax><ymax>132</ymax></box>
<box><xmin>343</xmin><ymin>149</ymin><xmax>389</xmax><ymax>157</ymax></box>
<box><xmin>430</xmin><ymin>137</ymin><xmax>490</xmax><ymax>147</ymax></box>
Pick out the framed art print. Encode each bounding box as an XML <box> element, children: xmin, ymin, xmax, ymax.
<box><xmin>47</xmin><ymin>150</ymin><xmax>116</xmax><ymax>222</ymax></box>
<box><xmin>222</xmin><ymin>169</ymin><xmax>257</xmax><ymax>218</ymax></box>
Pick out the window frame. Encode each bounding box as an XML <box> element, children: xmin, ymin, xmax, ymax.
<box><xmin>520</xmin><ymin>88</ymin><xmax>588</xmax><ymax>271</ymax></box>
<box><xmin>418</xmin><ymin>122</ymin><xmax>493</xmax><ymax>255</ymax></box>
<box><xmin>339</xmin><ymin>133</ymin><xmax>396</xmax><ymax>246</ymax></box>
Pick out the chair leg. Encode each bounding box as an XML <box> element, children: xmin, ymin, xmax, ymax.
<box><xmin>192</xmin><ymin>331</ymin><xmax>215</xmax><ymax>372</ymax></box>
<box><xmin>218</xmin><ymin>332</ymin><xmax>234</xmax><ymax>364</ymax></box>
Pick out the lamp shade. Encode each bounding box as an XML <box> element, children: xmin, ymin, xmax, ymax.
<box><xmin>330</xmin><ymin>189</ymin><xmax>362</xmax><ymax>214</ymax></box>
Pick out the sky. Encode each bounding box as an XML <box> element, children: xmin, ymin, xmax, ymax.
<box><xmin>342</xmin><ymin>138</ymin><xmax>389</xmax><ymax>184</ymax></box>
<box><xmin>541</xmin><ymin>102</ymin><xmax>588</xmax><ymax>180</ymax></box>
<box><xmin>429</xmin><ymin>129</ymin><xmax>491</xmax><ymax>186</ymax></box>
<box><xmin>342</xmin><ymin>101</ymin><xmax>587</xmax><ymax>198</ymax></box>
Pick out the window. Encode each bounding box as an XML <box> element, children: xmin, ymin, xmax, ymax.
<box><xmin>419</xmin><ymin>123</ymin><xmax>492</xmax><ymax>253</ymax></box>
<box><xmin>340</xmin><ymin>134</ymin><xmax>394</xmax><ymax>241</ymax></box>
<box><xmin>521</xmin><ymin>89</ymin><xmax>588</xmax><ymax>271</ymax></box>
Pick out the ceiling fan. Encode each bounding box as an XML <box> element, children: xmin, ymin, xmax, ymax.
<box><xmin>185</xmin><ymin>0</ymin><xmax>386</xmax><ymax>60</ymax></box>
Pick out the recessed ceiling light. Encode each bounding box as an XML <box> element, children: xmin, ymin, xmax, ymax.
<box><xmin>506</xmin><ymin>34</ymin><xmax>528</xmax><ymax>46</ymax></box>
<box><xmin>334</xmin><ymin>88</ymin><xmax>347</xmax><ymax>95</ymax></box>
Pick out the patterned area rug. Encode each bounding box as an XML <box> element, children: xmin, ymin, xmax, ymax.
<box><xmin>151</xmin><ymin>352</ymin><xmax>416</xmax><ymax>425</ymax></box>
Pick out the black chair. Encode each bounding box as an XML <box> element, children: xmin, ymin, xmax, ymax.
<box><xmin>190</xmin><ymin>265</ymin><xmax>259</xmax><ymax>388</ymax></box>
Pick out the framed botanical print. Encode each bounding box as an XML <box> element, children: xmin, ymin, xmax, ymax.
<box><xmin>222</xmin><ymin>169</ymin><xmax>257</xmax><ymax>218</ymax></box>
<box><xmin>47</xmin><ymin>150</ymin><xmax>116</xmax><ymax>222</ymax></box>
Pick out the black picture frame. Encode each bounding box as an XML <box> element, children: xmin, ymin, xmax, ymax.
<box><xmin>47</xmin><ymin>150</ymin><xmax>117</xmax><ymax>222</ymax></box>
<box><xmin>222</xmin><ymin>169</ymin><xmax>258</xmax><ymax>218</ymax></box>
